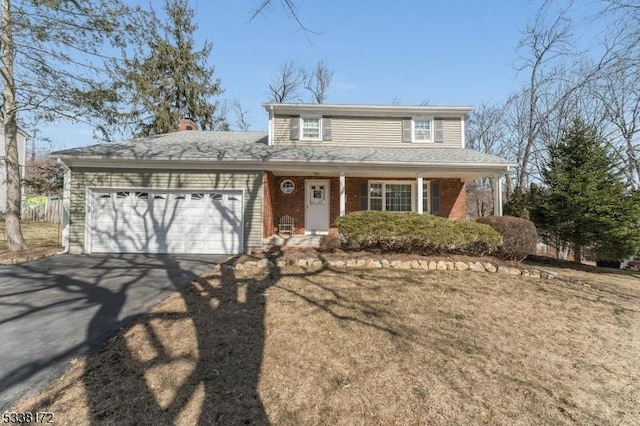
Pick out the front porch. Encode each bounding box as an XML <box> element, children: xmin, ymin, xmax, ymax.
<box><xmin>262</xmin><ymin>170</ymin><xmax>505</xmax><ymax>238</ymax></box>
<box><xmin>263</xmin><ymin>234</ymin><xmax>323</xmax><ymax>248</ymax></box>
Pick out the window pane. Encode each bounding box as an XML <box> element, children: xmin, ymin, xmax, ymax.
<box><xmin>414</xmin><ymin>119</ymin><xmax>431</xmax><ymax>141</ymax></box>
<box><xmin>386</xmin><ymin>184</ymin><xmax>412</xmax><ymax>211</ymax></box>
<box><xmin>370</xmin><ymin>199</ymin><xmax>382</xmax><ymax>210</ymax></box>
<box><xmin>369</xmin><ymin>183</ymin><xmax>382</xmax><ymax>198</ymax></box>
<box><xmin>302</xmin><ymin>118</ymin><xmax>320</xmax><ymax>139</ymax></box>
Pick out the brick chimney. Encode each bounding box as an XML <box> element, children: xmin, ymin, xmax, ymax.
<box><xmin>178</xmin><ymin>117</ymin><xmax>197</xmax><ymax>131</ymax></box>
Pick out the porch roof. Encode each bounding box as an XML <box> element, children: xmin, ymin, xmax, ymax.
<box><xmin>52</xmin><ymin>130</ymin><xmax>516</xmax><ymax>170</ymax></box>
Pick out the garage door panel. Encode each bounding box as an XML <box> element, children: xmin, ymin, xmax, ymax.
<box><xmin>89</xmin><ymin>189</ymin><xmax>243</xmax><ymax>254</ymax></box>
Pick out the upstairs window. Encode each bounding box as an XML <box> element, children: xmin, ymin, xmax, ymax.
<box><xmin>290</xmin><ymin>116</ymin><xmax>332</xmax><ymax>141</ymax></box>
<box><xmin>301</xmin><ymin>117</ymin><xmax>321</xmax><ymax>140</ymax></box>
<box><xmin>403</xmin><ymin>117</ymin><xmax>444</xmax><ymax>143</ymax></box>
<box><xmin>413</xmin><ymin>119</ymin><xmax>432</xmax><ymax>141</ymax></box>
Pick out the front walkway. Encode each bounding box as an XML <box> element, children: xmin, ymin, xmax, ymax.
<box><xmin>263</xmin><ymin>234</ymin><xmax>322</xmax><ymax>248</ymax></box>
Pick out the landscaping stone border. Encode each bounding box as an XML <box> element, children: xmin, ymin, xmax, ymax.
<box><xmin>216</xmin><ymin>256</ymin><xmax>571</xmax><ymax>282</ymax></box>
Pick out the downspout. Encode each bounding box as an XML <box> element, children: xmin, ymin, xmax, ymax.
<box><xmin>56</xmin><ymin>159</ymin><xmax>71</xmax><ymax>254</ymax></box>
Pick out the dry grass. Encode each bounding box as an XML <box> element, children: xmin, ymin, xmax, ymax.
<box><xmin>0</xmin><ymin>222</ymin><xmax>61</xmax><ymax>264</ymax></box>
<box><xmin>12</xmin><ymin>255</ymin><xmax>640</xmax><ymax>425</ymax></box>
<box><xmin>0</xmin><ymin>221</ymin><xmax>61</xmax><ymax>251</ymax></box>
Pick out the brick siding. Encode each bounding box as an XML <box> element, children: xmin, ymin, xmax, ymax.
<box><xmin>263</xmin><ymin>174</ymin><xmax>466</xmax><ymax>236</ymax></box>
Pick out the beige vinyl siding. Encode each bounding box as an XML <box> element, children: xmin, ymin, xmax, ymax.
<box><xmin>69</xmin><ymin>169</ymin><xmax>263</xmax><ymax>253</ymax></box>
<box><xmin>273</xmin><ymin>115</ymin><xmax>462</xmax><ymax>148</ymax></box>
<box><xmin>442</xmin><ymin>119</ymin><xmax>462</xmax><ymax>148</ymax></box>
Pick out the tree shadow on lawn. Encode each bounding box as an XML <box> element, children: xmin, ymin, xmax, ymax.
<box><xmin>12</xmin><ymin>252</ymin><xmax>420</xmax><ymax>424</ymax></box>
<box><xmin>72</xmin><ymin>252</ymin><xmax>414</xmax><ymax>424</ymax></box>
<box><xmin>14</xmin><ymin>252</ymin><xmax>635</xmax><ymax>424</ymax></box>
<box><xmin>79</xmin><ymin>256</ymin><xmax>272</xmax><ymax>424</ymax></box>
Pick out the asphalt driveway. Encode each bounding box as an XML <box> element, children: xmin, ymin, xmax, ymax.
<box><xmin>0</xmin><ymin>253</ymin><xmax>226</xmax><ymax>409</ymax></box>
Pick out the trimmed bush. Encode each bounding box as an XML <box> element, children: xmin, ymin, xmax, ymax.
<box><xmin>335</xmin><ymin>211</ymin><xmax>502</xmax><ymax>255</ymax></box>
<box><xmin>476</xmin><ymin>215</ymin><xmax>538</xmax><ymax>261</ymax></box>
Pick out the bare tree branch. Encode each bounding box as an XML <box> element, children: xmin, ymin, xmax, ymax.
<box><xmin>250</xmin><ymin>0</ymin><xmax>318</xmax><ymax>40</ymax></box>
<box><xmin>303</xmin><ymin>60</ymin><xmax>333</xmax><ymax>104</ymax></box>
<box><xmin>268</xmin><ymin>60</ymin><xmax>302</xmax><ymax>103</ymax></box>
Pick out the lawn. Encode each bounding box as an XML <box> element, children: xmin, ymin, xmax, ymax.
<box><xmin>12</xmin><ymin>253</ymin><xmax>640</xmax><ymax>425</ymax></box>
<box><xmin>0</xmin><ymin>221</ymin><xmax>61</xmax><ymax>251</ymax></box>
<box><xmin>0</xmin><ymin>221</ymin><xmax>62</xmax><ymax>263</ymax></box>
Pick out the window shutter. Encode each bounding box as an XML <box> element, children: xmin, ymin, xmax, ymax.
<box><xmin>402</xmin><ymin>119</ymin><xmax>412</xmax><ymax>142</ymax></box>
<box><xmin>322</xmin><ymin>117</ymin><xmax>332</xmax><ymax>141</ymax></box>
<box><xmin>290</xmin><ymin>116</ymin><xmax>300</xmax><ymax>140</ymax></box>
<box><xmin>359</xmin><ymin>182</ymin><xmax>369</xmax><ymax>210</ymax></box>
<box><xmin>431</xmin><ymin>182</ymin><xmax>440</xmax><ymax>214</ymax></box>
<box><xmin>434</xmin><ymin>119</ymin><xmax>444</xmax><ymax>143</ymax></box>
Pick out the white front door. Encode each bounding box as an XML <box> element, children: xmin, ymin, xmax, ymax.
<box><xmin>305</xmin><ymin>180</ymin><xmax>330</xmax><ymax>235</ymax></box>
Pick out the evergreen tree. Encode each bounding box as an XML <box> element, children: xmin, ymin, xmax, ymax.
<box><xmin>100</xmin><ymin>0</ymin><xmax>222</xmax><ymax>139</ymax></box>
<box><xmin>529</xmin><ymin>118</ymin><xmax>640</xmax><ymax>263</ymax></box>
<box><xmin>503</xmin><ymin>186</ymin><xmax>529</xmax><ymax>219</ymax></box>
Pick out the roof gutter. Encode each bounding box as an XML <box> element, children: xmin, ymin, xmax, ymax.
<box><xmin>56</xmin><ymin>156</ymin><xmax>518</xmax><ymax>170</ymax></box>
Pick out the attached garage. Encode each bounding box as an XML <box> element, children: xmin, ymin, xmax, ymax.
<box><xmin>87</xmin><ymin>188</ymin><xmax>244</xmax><ymax>254</ymax></box>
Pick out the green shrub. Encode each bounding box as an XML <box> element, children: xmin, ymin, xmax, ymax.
<box><xmin>476</xmin><ymin>215</ymin><xmax>538</xmax><ymax>260</ymax></box>
<box><xmin>335</xmin><ymin>211</ymin><xmax>502</xmax><ymax>255</ymax></box>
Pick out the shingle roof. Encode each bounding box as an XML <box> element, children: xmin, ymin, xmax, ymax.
<box><xmin>52</xmin><ymin>131</ymin><xmax>516</xmax><ymax>168</ymax></box>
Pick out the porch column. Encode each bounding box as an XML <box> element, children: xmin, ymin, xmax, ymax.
<box><xmin>416</xmin><ymin>173</ymin><xmax>424</xmax><ymax>214</ymax></box>
<box><xmin>492</xmin><ymin>175</ymin><xmax>503</xmax><ymax>216</ymax></box>
<box><xmin>339</xmin><ymin>171</ymin><xmax>346</xmax><ymax>216</ymax></box>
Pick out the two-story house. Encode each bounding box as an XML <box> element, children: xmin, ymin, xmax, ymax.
<box><xmin>52</xmin><ymin>103</ymin><xmax>516</xmax><ymax>255</ymax></box>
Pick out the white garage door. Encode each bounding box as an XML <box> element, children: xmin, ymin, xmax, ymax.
<box><xmin>88</xmin><ymin>189</ymin><xmax>243</xmax><ymax>254</ymax></box>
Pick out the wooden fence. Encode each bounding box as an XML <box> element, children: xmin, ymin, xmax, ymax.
<box><xmin>21</xmin><ymin>197</ymin><xmax>62</xmax><ymax>223</ymax></box>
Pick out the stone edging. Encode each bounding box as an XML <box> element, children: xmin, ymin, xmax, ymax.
<box><xmin>216</xmin><ymin>257</ymin><xmax>577</xmax><ymax>282</ymax></box>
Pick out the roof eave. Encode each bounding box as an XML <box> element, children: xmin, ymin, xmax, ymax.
<box><xmin>56</xmin><ymin>156</ymin><xmax>517</xmax><ymax>170</ymax></box>
<box><xmin>262</xmin><ymin>102</ymin><xmax>474</xmax><ymax>116</ymax></box>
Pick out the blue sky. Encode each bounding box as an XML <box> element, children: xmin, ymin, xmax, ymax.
<box><xmin>43</xmin><ymin>0</ymin><xmax>603</xmax><ymax>149</ymax></box>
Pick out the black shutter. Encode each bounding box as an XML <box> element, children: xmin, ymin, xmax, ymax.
<box><xmin>359</xmin><ymin>182</ymin><xmax>369</xmax><ymax>210</ymax></box>
<box><xmin>431</xmin><ymin>182</ymin><xmax>440</xmax><ymax>214</ymax></box>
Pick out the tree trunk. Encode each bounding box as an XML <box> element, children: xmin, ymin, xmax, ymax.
<box><xmin>1</xmin><ymin>0</ymin><xmax>26</xmax><ymax>251</ymax></box>
<box><xmin>573</xmin><ymin>244</ymin><xmax>582</xmax><ymax>264</ymax></box>
<box><xmin>504</xmin><ymin>172</ymin><xmax>512</xmax><ymax>199</ymax></box>
<box><xmin>625</xmin><ymin>134</ymin><xmax>640</xmax><ymax>188</ymax></box>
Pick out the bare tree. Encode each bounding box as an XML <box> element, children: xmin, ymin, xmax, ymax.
<box><xmin>465</xmin><ymin>102</ymin><xmax>509</xmax><ymax>216</ymax></box>
<box><xmin>303</xmin><ymin>60</ymin><xmax>333</xmax><ymax>103</ymax></box>
<box><xmin>2</xmin><ymin>0</ymin><xmax>23</xmax><ymax>250</ymax></box>
<box><xmin>513</xmin><ymin>1</ymin><xmax>573</xmax><ymax>189</ymax></box>
<box><xmin>268</xmin><ymin>60</ymin><xmax>302</xmax><ymax>103</ymax></box>
<box><xmin>0</xmin><ymin>0</ymin><xmax>147</xmax><ymax>251</ymax></box>
<box><xmin>232</xmin><ymin>100</ymin><xmax>252</xmax><ymax>131</ymax></box>
<box><xmin>597</xmin><ymin>62</ymin><xmax>640</xmax><ymax>187</ymax></box>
